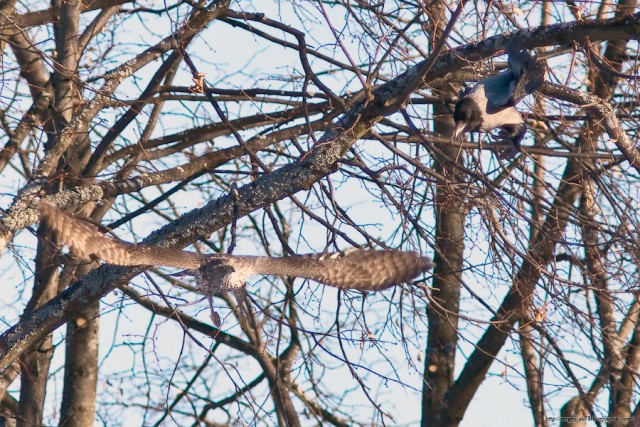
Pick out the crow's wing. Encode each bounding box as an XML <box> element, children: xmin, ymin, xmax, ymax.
<box><xmin>507</xmin><ymin>48</ymin><xmax>545</xmax><ymax>104</ymax></box>
<box><xmin>483</xmin><ymin>47</ymin><xmax>545</xmax><ymax>113</ymax></box>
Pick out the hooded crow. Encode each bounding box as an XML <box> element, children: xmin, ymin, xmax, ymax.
<box><xmin>452</xmin><ymin>43</ymin><xmax>545</xmax><ymax>158</ymax></box>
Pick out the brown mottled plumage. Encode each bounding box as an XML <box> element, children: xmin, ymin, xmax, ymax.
<box><xmin>39</xmin><ymin>203</ymin><xmax>432</xmax><ymax>295</ymax></box>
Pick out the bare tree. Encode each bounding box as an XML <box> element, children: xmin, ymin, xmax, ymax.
<box><xmin>0</xmin><ymin>0</ymin><xmax>639</xmax><ymax>426</ymax></box>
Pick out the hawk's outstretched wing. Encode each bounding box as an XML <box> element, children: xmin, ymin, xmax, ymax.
<box><xmin>39</xmin><ymin>203</ymin><xmax>204</xmax><ymax>269</ymax></box>
<box><xmin>247</xmin><ymin>249</ymin><xmax>432</xmax><ymax>291</ymax></box>
<box><xmin>39</xmin><ymin>204</ymin><xmax>432</xmax><ymax>292</ymax></box>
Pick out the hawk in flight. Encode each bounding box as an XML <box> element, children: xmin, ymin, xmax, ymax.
<box><xmin>39</xmin><ymin>204</ymin><xmax>432</xmax><ymax>323</ymax></box>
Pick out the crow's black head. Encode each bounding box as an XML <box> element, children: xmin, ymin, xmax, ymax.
<box><xmin>453</xmin><ymin>97</ymin><xmax>483</xmax><ymax>139</ymax></box>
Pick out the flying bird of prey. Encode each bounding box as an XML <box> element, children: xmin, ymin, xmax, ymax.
<box><xmin>39</xmin><ymin>204</ymin><xmax>433</xmax><ymax>324</ymax></box>
<box><xmin>452</xmin><ymin>43</ymin><xmax>545</xmax><ymax>158</ymax></box>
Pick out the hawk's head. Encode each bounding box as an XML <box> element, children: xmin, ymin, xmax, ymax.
<box><xmin>196</xmin><ymin>258</ymin><xmax>245</xmax><ymax>293</ymax></box>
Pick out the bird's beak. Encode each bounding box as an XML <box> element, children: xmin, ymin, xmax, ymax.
<box><xmin>452</xmin><ymin>122</ymin><xmax>466</xmax><ymax>141</ymax></box>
